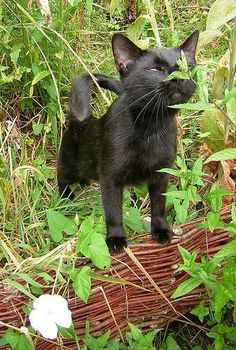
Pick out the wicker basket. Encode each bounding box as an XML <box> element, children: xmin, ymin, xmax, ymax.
<box><xmin>0</xmin><ymin>208</ymin><xmax>231</xmax><ymax>349</ymax></box>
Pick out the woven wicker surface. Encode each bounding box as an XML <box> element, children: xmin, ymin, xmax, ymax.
<box><xmin>0</xmin><ymin>208</ymin><xmax>231</xmax><ymax>349</ymax></box>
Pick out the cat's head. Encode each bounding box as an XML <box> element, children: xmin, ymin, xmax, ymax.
<box><xmin>112</xmin><ymin>31</ymin><xmax>199</xmax><ymax>109</ymax></box>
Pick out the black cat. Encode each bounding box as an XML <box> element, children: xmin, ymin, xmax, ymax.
<box><xmin>57</xmin><ymin>31</ymin><xmax>199</xmax><ymax>252</ymax></box>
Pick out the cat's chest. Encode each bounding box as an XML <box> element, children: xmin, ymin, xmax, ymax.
<box><xmin>135</xmin><ymin>132</ymin><xmax>175</xmax><ymax>165</ymax></box>
<box><xmin>114</xmin><ymin>132</ymin><xmax>176</xmax><ymax>185</ymax></box>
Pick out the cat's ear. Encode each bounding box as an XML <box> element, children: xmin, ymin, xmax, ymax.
<box><xmin>112</xmin><ymin>34</ymin><xmax>144</xmax><ymax>76</ymax></box>
<box><xmin>180</xmin><ymin>30</ymin><xmax>199</xmax><ymax>57</ymax></box>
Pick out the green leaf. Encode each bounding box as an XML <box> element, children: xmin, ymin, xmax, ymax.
<box><xmin>220</xmin><ymin>86</ymin><xmax>236</xmax><ymax>106</ymax></box>
<box><xmin>32</xmin><ymin>123</ymin><xmax>44</xmax><ymax>136</ymax></box>
<box><xmin>166</xmin><ymin>335</ymin><xmax>181</xmax><ymax>350</ymax></box>
<box><xmin>212</xmin><ymin>67</ymin><xmax>228</xmax><ymax>100</ymax></box>
<box><xmin>206</xmin><ymin>212</ymin><xmax>222</xmax><ymax>233</ymax></box>
<box><xmin>109</xmin><ymin>0</ymin><xmax>120</xmax><ymax>16</ymax></box>
<box><xmin>70</xmin><ymin>266</ymin><xmax>91</xmax><ymax>303</ymax></box>
<box><xmin>214</xmin><ymin>240</ymin><xmax>236</xmax><ymax>262</ymax></box>
<box><xmin>31</xmin><ymin>70</ymin><xmax>50</xmax><ymax>85</ymax></box>
<box><xmin>172</xmin><ymin>277</ymin><xmax>202</xmax><ymax>298</ymax></box>
<box><xmin>84</xmin><ymin>331</ymin><xmax>110</xmax><ymax>349</ymax></box>
<box><xmin>5</xmin><ymin>330</ymin><xmax>34</xmax><ymax>350</ymax></box>
<box><xmin>128</xmin><ymin>322</ymin><xmax>142</xmax><ymax>340</ymax></box>
<box><xmin>17</xmin><ymin>273</ymin><xmax>44</xmax><ymax>288</ymax></box>
<box><xmin>206</xmin><ymin>0</ymin><xmax>236</xmax><ymax>30</ymax></box>
<box><xmin>85</xmin><ymin>0</ymin><xmax>93</xmax><ymax>16</ymax></box>
<box><xmin>191</xmin><ymin>301</ymin><xmax>209</xmax><ymax>322</ymax></box>
<box><xmin>10</xmin><ymin>43</ymin><xmax>22</xmax><ymax>66</ymax></box>
<box><xmin>126</xmin><ymin>15</ymin><xmax>148</xmax><ymax>44</ymax></box>
<box><xmin>164</xmin><ymin>70</ymin><xmax>189</xmax><ymax>81</ymax></box>
<box><xmin>81</xmin><ymin>233</ymin><xmax>111</xmax><ymax>269</ymax></box>
<box><xmin>169</xmin><ymin>101</ymin><xmax>214</xmax><ymax>110</ymax></box>
<box><xmin>124</xmin><ymin>207</ymin><xmax>144</xmax><ymax>233</ymax></box>
<box><xmin>198</xmin><ymin>29</ymin><xmax>222</xmax><ymax>49</ymax></box>
<box><xmin>204</xmin><ymin>148</ymin><xmax>236</xmax><ymax>164</ymax></box>
<box><xmin>47</xmin><ymin>210</ymin><xmax>76</xmax><ymax>242</ymax></box>
<box><xmin>158</xmin><ymin>168</ymin><xmax>180</xmax><ymax>177</ymax></box>
<box><xmin>200</xmin><ymin>108</ymin><xmax>225</xmax><ymax>153</ymax></box>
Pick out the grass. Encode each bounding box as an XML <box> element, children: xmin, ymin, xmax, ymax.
<box><xmin>0</xmin><ymin>0</ymin><xmax>236</xmax><ymax>349</ymax></box>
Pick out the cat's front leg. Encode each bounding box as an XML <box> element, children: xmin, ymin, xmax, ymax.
<box><xmin>148</xmin><ymin>174</ymin><xmax>173</xmax><ymax>245</ymax></box>
<box><xmin>100</xmin><ymin>177</ymin><xmax>127</xmax><ymax>252</ymax></box>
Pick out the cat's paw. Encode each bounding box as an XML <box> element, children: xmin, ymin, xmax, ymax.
<box><xmin>152</xmin><ymin>228</ymin><xmax>173</xmax><ymax>245</ymax></box>
<box><xmin>106</xmin><ymin>236</ymin><xmax>127</xmax><ymax>253</ymax></box>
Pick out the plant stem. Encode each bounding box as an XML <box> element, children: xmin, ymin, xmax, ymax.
<box><xmin>164</xmin><ymin>0</ymin><xmax>175</xmax><ymax>32</ymax></box>
<box><xmin>225</xmin><ymin>17</ymin><xmax>236</xmax><ymax>140</ymax></box>
<box><xmin>57</xmin><ymin>0</ymin><xmax>64</xmax><ymax>92</ymax></box>
<box><xmin>143</xmin><ymin>0</ymin><xmax>162</xmax><ymax>48</ymax></box>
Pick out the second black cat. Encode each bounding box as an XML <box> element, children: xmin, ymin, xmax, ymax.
<box><xmin>58</xmin><ymin>31</ymin><xmax>199</xmax><ymax>252</ymax></box>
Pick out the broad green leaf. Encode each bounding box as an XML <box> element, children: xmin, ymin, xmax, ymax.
<box><xmin>187</xmin><ymin>186</ymin><xmax>201</xmax><ymax>204</ymax></box>
<box><xmin>226</xmin><ymin>96</ymin><xmax>236</xmax><ymax>126</ymax></box>
<box><xmin>191</xmin><ymin>301</ymin><xmax>209</xmax><ymax>322</ymax></box>
<box><xmin>198</xmin><ymin>29</ymin><xmax>222</xmax><ymax>49</ymax></box>
<box><xmin>126</xmin><ymin>15</ymin><xmax>149</xmax><ymax>44</ymax></box>
<box><xmin>87</xmin><ymin>233</ymin><xmax>111</xmax><ymax>269</ymax></box>
<box><xmin>166</xmin><ymin>335</ymin><xmax>181</xmax><ymax>350</ymax></box>
<box><xmin>85</xmin><ymin>0</ymin><xmax>93</xmax><ymax>16</ymax></box>
<box><xmin>32</xmin><ymin>123</ymin><xmax>43</xmax><ymax>136</ymax></box>
<box><xmin>204</xmin><ymin>148</ymin><xmax>236</xmax><ymax>164</ymax></box>
<box><xmin>124</xmin><ymin>207</ymin><xmax>144</xmax><ymax>233</ymax></box>
<box><xmin>206</xmin><ymin>0</ymin><xmax>236</xmax><ymax>30</ymax></box>
<box><xmin>158</xmin><ymin>168</ymin><xmax>180</xmax><ymax>176</ymax></box>
<box><xmin>47</xmin><ymin>210</ymin><xmax>76</xmax><ymax>242</ymax></box>
<box><xmin>128</xmin><ymin>322</ymin><xmax>142</xmax><ymax>340</ymax></box>
<box><xmin>164</xmin><ymin>70</ymin><xmax>189</xmax><ymax>81</ymax></box>
<box><xmin>226</xmin><ymin>223</ymin><xmax>236</xmax><ymax>234</ymax></box>
<box><xmin>207</xmin><ymin>212</ymin><xmax>222</xmax><ymax>233</ymax></box>
<box><xmin>31</xmin><ymin>70</ymin><xmax>50</xmax><ymax>85</ymax></box>
<box><xmin>5</xmin><ymin>331</ymin><xmax>34</xmax><ymax>350</ymax></box>
<box><xmin>84</xmin><ymin>331</ymin><xmax>110</xmax><ymax>349</ymax></box>
<box><xmin>58</xmin><ymin>325</ymin><xmax>75</xmax><ymax>339</ymax></box>
<box><xmin>172</xmin><ymin>277</ymin><xmax>201</xmax><ymax>298</ymax></box>
<box><xmin>70</xmin><ymin>266</ymin><xmax>91</xmax><ymax>303</ymax></box>
<box><xmin>10</xmin><ymin>43</ymin><xmax>22</xmax><ymax>66</ymax></box>
<box><xmin>220</xmin><ymin>86</ymin><xmax>236</xmax><ymax>106</ymax></box>
<box><xmin>165</xmin><ymin>190</ymin><xmax>189</xmax><ymax>200</ymax></box>
<box><xmin>213</xmin><ymin>288</ymin><xmax>229</xmax><ymax>322</ymax></box>
<box><xmin>214</xmin><ymin>240</ymin><xmax>236</xmax><ymax>262</ymax></box>
<box><xmin>200</xmin><ymin>108</ymin><xmax>225</xmax><ymax>153</ymax></box>
<box><xmin>197</xmin><ymin>67</ymin><xmax>209</xmax><ymax>103</ymax></box>
<box><xmin>212</xmin><ymin>67</ymin><xmax>228</xmax><ymax>100</ymax></box>
<box><xmin>169</xmin><ymin>101</ymin><xmax>214</xmax><ymax>110</ymax></box>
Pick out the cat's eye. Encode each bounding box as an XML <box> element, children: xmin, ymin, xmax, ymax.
<box><xmin>149</xmin><ymin>66</ymin><xmax>165</xmax><ymax>73</ymax></box>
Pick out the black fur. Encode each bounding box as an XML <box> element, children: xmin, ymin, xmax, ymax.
<box><xmin>57</xmin><ymin>31</ymin><xmax>199</xmax><ymax>252</ymax></box>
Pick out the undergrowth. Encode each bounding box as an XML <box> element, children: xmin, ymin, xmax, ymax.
<box><xmin>0</xmin><ymin>0</ymin><xmax>236</xmax><ymax>349</ymax></box>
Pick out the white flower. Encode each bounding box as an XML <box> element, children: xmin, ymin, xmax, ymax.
<box><xmin>29</xmin><ymin>294</ymin><xmax>72</xmax><ymax>339</ymax></box>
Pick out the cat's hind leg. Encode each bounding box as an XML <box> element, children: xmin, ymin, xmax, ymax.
<box><xmin>57</xmin><ymin>132</ymin><xmax>80</xmax><ymax>199</ymax></box>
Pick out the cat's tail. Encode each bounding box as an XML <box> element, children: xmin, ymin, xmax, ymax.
<box><xmin>69</xmin><ymin>73</ymin><xmax>122</xmax><ymax>121</ymax></box>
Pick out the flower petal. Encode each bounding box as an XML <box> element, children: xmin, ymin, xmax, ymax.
<box><xmin>54</xmin><ymin>309</ymin><xmax>72</xmax><ymax>328</ymax></box>
<box><xmin>38</xmin><ymin>321</ymin><xmax>58</xmax><ymax>339</ymax></box>
<box><xmin>33</xmin><ymin>294</ymin><xmax>52</xmax><ymax>310</ymax></box>
<box><xmin>50</xmin><ymin>295</ymin><xmax>68</xmax><ymax>310</ymax></box>
<box><xmin>29</xmin><ymin>309</ymin><xmax>43</xmax><ymax>331</ymax></box>
<box><xmin>29</xmin><ymin>309</ymin><xmax>58</xmax><ymax>339</ymax></box>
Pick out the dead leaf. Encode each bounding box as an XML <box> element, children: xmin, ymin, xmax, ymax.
<box><xmin>218</xmin><ymin>160</ymin><xmax>235</xmax><ymax>205</ymax></box>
